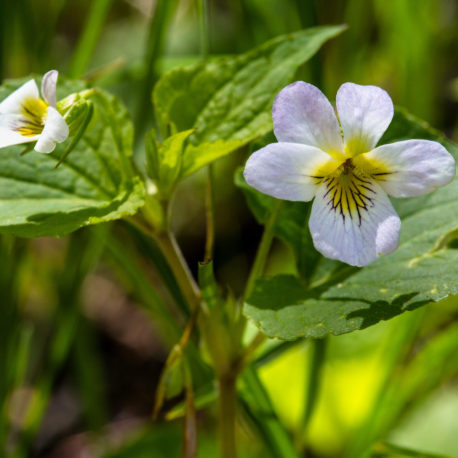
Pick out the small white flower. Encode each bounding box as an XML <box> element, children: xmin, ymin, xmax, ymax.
<box><xmin>244</xmin><ymin>82</ymin><xmax>456</xmax><ymax>266</ymax></box>
<box><xmin>0</xmin><ymin>70</ymin><xmax>69</xmax><ymax>153</ymax></box>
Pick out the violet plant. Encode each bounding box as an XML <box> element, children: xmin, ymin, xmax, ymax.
<box><xmin>0</xmin><ymin>16</ymin><xmax>456</xmax><ymax>458</ymax></box>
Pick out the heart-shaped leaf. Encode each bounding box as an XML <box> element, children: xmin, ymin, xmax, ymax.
<box><xmin>154</xmin><ymin>25</ymin><xmax>347</xmax><ymax>177</ymax></box>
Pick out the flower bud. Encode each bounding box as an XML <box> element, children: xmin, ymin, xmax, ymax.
<box><xmin>56</xmin><ymin>94</ymin><xmax>93</xmax><ymax>137</ymax></box>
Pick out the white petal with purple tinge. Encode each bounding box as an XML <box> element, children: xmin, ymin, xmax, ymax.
<box><xmin>309</xmin><ymin>178</ymin><xmax>400</xmax><ymax>266</ymax></box>
<box><xmin>366</xmin><ymin>139</ymin><xmax>456</xmax><ymax>197</ymax></box>
<box><xmin>244</xmin><ymin>142</ymin><xmax>339</xmax><ymax>202</ymax></box>
<box><xmin>34</xmin><ymin>106</ymin><xmax>69</xmax><ymax>153</ymax></box>
<box><xmin>41</xmin><ymin>70</ymin><xmax>58</xmax><ymax>108</ymax></box>
<box><xmin>336</xmin><ymin>82</ymin><xmax>393</xmax><ymax>155</ymax></box>
<box><xmin>273</xmin><ymin>81</ymin><xmax>345</xmax><ymax>158</ymax></box>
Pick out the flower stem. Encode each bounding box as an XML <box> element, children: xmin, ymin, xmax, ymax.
<box><xmin>218</xmin><ymin>374</ymin><xmax>237</xmax><ymax>458</ymax></box>
<box><xmin>198</xmin><ymin>0</ymin><xmax>215</xmax><ymax>264</ymax></box>
<box><xmin>68</xmin><ymin>0</ymin><xmax>113</xmax><ymax>78</ymax></box>
<box><xmin>204</xmin><ymin>164</ymin><xmax>215</xmax><ymax>263</ymax></box>
<box><xmin>244</xmin><ymin>199</ymin><xmax>282</xmax><ymax>300</ymax></box>
<box><xmin>197</xmin><ymin>0</ymin><xmax>210</xmax><ymax>59</ymax></box>
<box><xmin>155</xmin><ymin>231</ymin><xmax>201</xmax><ymax>312</ymax></box>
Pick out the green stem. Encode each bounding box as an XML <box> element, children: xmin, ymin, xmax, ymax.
<box><xmin>241</xmin><ymin>200</ymin><xmax>282</xmax><ymax>377</ymax></box>
<box><xmin>218</xmin><ymin>375</ymin><xmax>237</xmax><ymax>458</ymax></box>
<box><xmin>68</xmin><ymin>0</ymin><xmax>113</xmax><ymax>78</ymax></box>
<box><xmin>204</xmin><ymin>165</ymin><xmax>215</xmax><ymax>263</ymax></box>
<box><xmin>182</xmin><ymin>364</ymin><xmax>198</xmax><ymax>458</ymax></box>
<box><xmin>155</xmin><ymin>231</ymin><xmax>201</xmax><ymax>312</ymax></box>
<box><xmin>244</xmin><ymin>200</ymin><xmax>282</xmax><ymax>300</ymax></box>
<box><xmin>128</xmin><ymin>208</ymin><xmax>200</xmax><ymax>315</ymax></box>
<box><xmin>225</xmin><ymin>200</ymin><xmax>282</xmax><ymax>456</ymax></box>
<box><xmin>241</xmin><ymin>332</ymin><xmax>266</xmax><ymax>369</ymax></box>
<box><xmin>198</xmin><ymin>0</ymin><xmax>214</xmax><ymax>263</ymax></box>
<box><xmin>197</xmin><ymin>0</ymin><xmax>210</xmax><ymax>58</ymax></box>
<box><xmin>296</xmin><ymin>337</ymin><xmax>327</xmax><ymax>451</ymax></box>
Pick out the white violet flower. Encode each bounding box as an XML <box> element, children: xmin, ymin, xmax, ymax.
<box><xmin>244</xmin><ymin>82</ymin><xmax>456</xmax><ymax>266</ymax></box>
<box><xmin>0</xmin><ymin>70</ymin><xmax>69</xmax><ymax>153</ymax></box>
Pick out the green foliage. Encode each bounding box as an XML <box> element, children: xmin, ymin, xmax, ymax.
<box><xmin>102</xmin><ymin>425</ymin><xmax>182</xmax><ymax>458</ymax></box>
<box><xmin>1</xmin><ymin>2</ymin><xmax>457</xmax><ymax>454</ymax></box>
<box><xmin>153</xmin><ymin>25</ymin><xmax>346</xmax><ymax>177</ymax></box>
<box><xmin>243</xmin><ymin>109</ymin><xmax>458</xmax><ymax>340</ymax></box>
<box><xmin>0</xmin><ymin>79</ymin><xmax>144</xmax><ymax>238</ymax></box>
<box><xmin>240</xmin><ymin>366</ymin><xmax>300</xmax><ymax>458</ymax></box>
<box><xmin>153</xmin><ymin>349</ymin><xmax>187</xmax><ymax>419</ymax></box>
<box><xmin>145</xmin><ymin>127</ymin><xmax>194</xmax><ymax>197</ymax></box>
<box><xmin>198</xmin><ymin>260</ymin><xmax>224</xmax><ymax>310</ymax></box>
<box><xmin>198</xmin><ymin>261</ymin><xmax>245</xmax><ymax>377</ymax></box>
<box><xmin>371</xmin><ymin>442</ymin><xmax>450</xmax><ymax>458</ymax></box>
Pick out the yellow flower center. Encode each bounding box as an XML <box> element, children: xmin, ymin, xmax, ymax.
<box><xmin>344</xmin><ymin>137</ymin><xmax>368</xmax><ymax>157</ymax></box>
<box><xmin>17</xmin><ymin>97</ymin><xmax>48</xmax><ymax>137</ymax></box>
<box><xmin>311</xmin><ymin>154</ymin><xmax>392</xmax><ymax>225</ymax></box>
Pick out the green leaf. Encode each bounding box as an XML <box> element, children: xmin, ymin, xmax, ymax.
<box><xmin>145</xmin><ymin>128</ymin><xmax>194</xmax><ymax>196</ymax></box>
<box><xmin>198</xmin><ymin>260</ymin><xmax>224</xmax><ymax>310</ymax></box>
<box><xmin>244</xmin><ymin>111</ymin><xmax>458</xmax><ymax>340</ymax></box>
<box><xmin>153</xmin><ymin>351</ymin><xmax>186</xmax><ymax>418</ymax></box>
<box><xmin>165</xmin><ymin>382</ymin><xmax>217</xmax><ymax>420</ymax></box>
<box><xmin>240</xmin><ymin>366</ymin><xmax>300</xmax><ymax>458</ymax></box>
<box><xmin>371</xmin><ymin>442</ymin><xmax>451</xmax><ymax>458</ymax></box>
<box><xmin>153</xmin><ymin>25</ymin><xmax>346</xmax><ymax>176</ymax></box>
<box><xmin>183</xmin><ymin>139</ymin><xmax>245</xmax><ymax>177</ymax></box>
<box><xmin>349</xmin><ymin>319</ymin><xmax>458</xmax><ymax>458</ymax></box>
<box><xmin>0</xmin><ymin>78</ymin><xmax>145</xmax><ymax>237</ymax></box>
<box><xmin>55</xmin><ymin>100</ymin><xmax>95</xmax><ymax>167</ymax></box>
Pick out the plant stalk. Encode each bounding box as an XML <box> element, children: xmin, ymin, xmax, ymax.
<box><xmin>198</xmin><ymin>0</ymin><xmax>215</xmax><ymax>263</ymax></box>
<box><xmin>68</xmin><ymin>0</ymin><xmax>113</xmax><ymax>78</ymax></box>
<box><xmin>135</xmin><ymin>0</ymin><xmax>178</xmax><ymax>141</ymax></box>
<box><xmin>218</xmin><ymin>374</ymin><xmax>238</xmax><ymax>458</ymax></box>
<box><xmin>197</xmin><ymin>0</ymin><xmax>210</xmax><ymax>58</ymax></box>
<box><xmin>155</xmin><ymin>231</ymin><xmax>201</xmax><ymax>312</ymax></box>
<box><xmin>244</xmin><ymin>199</ymin><xmax>282</xmax><ymax>300</ymax></box>
<box><xmin>204</xmin><ymin>164</ymin><xmax>215</xmax><ymax>263</ymax></box>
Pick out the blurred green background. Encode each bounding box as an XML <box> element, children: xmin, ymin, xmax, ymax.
<box><xmin>0</xmin><ymin>0</ymin><xmax>457</xmax><ymax>457</ymax></box>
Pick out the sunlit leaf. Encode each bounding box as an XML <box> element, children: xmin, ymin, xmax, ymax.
<box><xmin>145</xmin><ymin>127</ymin><xmax>194</xmax><ymax>197</ymax></box>
<box><xmin>153</xmin><ymin>25</ymin><xmax>346</xmax><ymax>177</ymax></box>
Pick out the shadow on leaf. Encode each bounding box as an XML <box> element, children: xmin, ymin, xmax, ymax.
<box><xmin>335</xmin><ymin>293</ymin><xmax>430</xmax><ymax>329</ymax></box>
